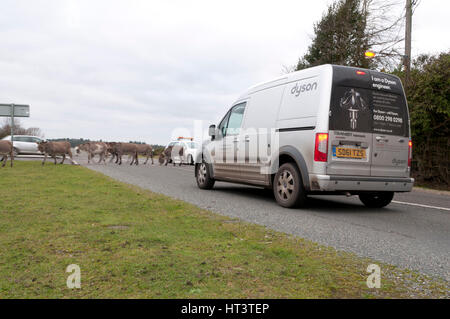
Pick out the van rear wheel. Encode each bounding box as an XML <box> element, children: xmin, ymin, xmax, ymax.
<box><xmin>359</xmin><ymin>192</ymin><xmax>394</xmax><ymax>208</ymax></box>
<box><xmin>273</xmin><ymin>163</ymin><xmax>306</xmax><ymax>208</ymax></box>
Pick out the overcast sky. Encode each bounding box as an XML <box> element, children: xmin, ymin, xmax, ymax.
<box><xmin>1</xmin><ymin>0</ymin><xmax>448</xmax><ymax>145</ymax></box>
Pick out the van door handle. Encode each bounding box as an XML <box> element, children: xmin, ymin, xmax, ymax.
<box><xmin>398</xmin><ymin>139</ymin><xmax>405</xmax><ymax>143</ymax></box>
<box><xmin>244</xmin><ymin>136</ymin><xmax>250</xmax><ymax>142</ymax></box>
<box><xmin>376</xmin><ymin>136</ymin><xmax>389</xmax><ymax>143</ymax></box>
<box><xmin>232</xmin><ymin>138</ymin><xmax>239</xmax><ymax>143</ymax></box>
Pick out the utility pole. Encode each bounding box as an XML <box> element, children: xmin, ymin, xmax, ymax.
<box><xmin>404</xmin><ymin>0</ymin><xmax>412</xmax><ymax>90</ymax></box>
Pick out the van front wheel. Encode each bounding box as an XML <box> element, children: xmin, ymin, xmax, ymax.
<box><xmin>273</xmin><ymin>163</ymin><xmax>306</xmax><ymax>208</ymax></box>
<box><xmin>196</xmin><ymin>162</ymin><xmax>215</xmax><ymax>189</ymax></box>
<box><xmin>359</xmin><ymin>192</ymin><xmax>394</xmax><ymax>208</ymax></box>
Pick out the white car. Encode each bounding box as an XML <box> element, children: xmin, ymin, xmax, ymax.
<box><xmin>166</xmin><ymin>140</ymin><xmax>199</xmax><ymax>165</ymax></box>
<box><xmin>1</xmin><ymin>135</ymin><xmax>43</xmax><ymax>156</ymax></box>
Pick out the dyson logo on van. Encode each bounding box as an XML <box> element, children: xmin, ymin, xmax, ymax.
<box><xmin>290</xmin><ymin>81</ymin><xmax>318</xmax><ymax>97</ymax></box>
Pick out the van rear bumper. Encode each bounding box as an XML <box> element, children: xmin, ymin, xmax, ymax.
<box><xmin>310</xmin><ymin>174</ymin><xmax>414</xmax><ymax>192</ymax></box>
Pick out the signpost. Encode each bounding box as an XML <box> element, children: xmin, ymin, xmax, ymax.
<box><xmin>0</xmin><ymin>104</ymin><xmax>30</xmax><ymax>146</ymax></box>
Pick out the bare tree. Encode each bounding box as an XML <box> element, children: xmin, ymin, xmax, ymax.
<box><xmin>0</xmin><ymin>118</ymin><xmax>45</xmax><ymax>139</ymax></box>
<box><xmin>361</xmin><ymin>0</ymin><xmax>403</xmax><ymax>69</ymax></box>
<box><xmin>362</xmin><ymin>0</ymin><xmax>421</xmax><ymax>70</ymax></box>
<box><xmin>290</xmin><ymin>0</ymin><xmax>422</xmax><ymax>72</ymax></box>
<box><xmin>280</xmin><ymin>64</ymin><xmax>297</xmax><ymax>75</ymax></box>
<box><xmin>25</xmin><ymin>127</ymin><xmax>45</xmax><ymax>137</ymax></box>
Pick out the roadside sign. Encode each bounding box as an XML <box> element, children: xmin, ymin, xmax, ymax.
<box><xmin>0</xmin><ymin>103</ymin><xmax>31</xmax><ymax>147</ymax></box>
<box><xmin>0</xmin><ymin>104</ymin><xmax>30</xmax><ymax>117</ymax></box>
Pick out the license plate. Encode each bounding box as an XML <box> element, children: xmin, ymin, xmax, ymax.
<box><xmin>333</xmin><ymin>147</ymin><xmax>366</xmax><ymax>159</ymax></box>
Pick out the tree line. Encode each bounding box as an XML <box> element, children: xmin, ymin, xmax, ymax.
<box><xmin>0</xmin><ymin>119</ymin><xmax>44</xmax><ymax>140</ymax></box>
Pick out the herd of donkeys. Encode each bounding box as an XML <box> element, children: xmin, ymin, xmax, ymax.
<box><xmin>0</xmin><ymin>140</ymin><xmax>185</xmax><ymax>167</ymax></box>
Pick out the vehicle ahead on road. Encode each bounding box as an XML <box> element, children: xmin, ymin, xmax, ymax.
<box><xmin>195</xmin><ymin>64</ymin><xmax>413</xmax><ymax>208</ymax></box>
<box><xmin>165</xmin><ymin>137</ymin><xmax>199</xmax><ymax>165</ymax></box>
<box><xmin>1</xmin><ymin>135</ymin><xmax>43</xmax><ymax>156</ymax></box>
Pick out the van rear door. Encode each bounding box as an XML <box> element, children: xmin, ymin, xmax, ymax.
<box><xmin>327</xmin><ymin>67</ymin><xmax>373</xmax><ymax>176</ymax></box>
<box><xmin>369</xmin><ymin>73</ymin><xmax>410</xmax><ymax>177</ymax></box>
<box><xmin>327</xmin><ymin>66</ymin><xmax>410</xmax><ymax>178</ymax></box>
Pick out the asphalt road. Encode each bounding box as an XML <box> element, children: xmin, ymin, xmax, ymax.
<box><xmin>76</xmin><ymin>154</ymin><xmax>450</xmax><ymax>281</ymax></box>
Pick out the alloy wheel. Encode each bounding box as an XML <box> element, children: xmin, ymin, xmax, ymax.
<box><xmin>277</xmin><ymin>170</ymin><xmax>295</xmax><ymax>201</ymax></box>
<box><xmin>198</xmin><ymin>163</ymin><xmax>207</xmax><ymax>184</ymax></box>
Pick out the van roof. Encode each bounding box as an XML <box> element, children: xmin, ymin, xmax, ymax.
<box><xmin>236</xmin><ymin>64</ymin><xmax>332</xmax><ymax>101</ymax></box>
<box><xmin>235</xmin><ymin>64</ymin><xmax>403</xmax><ymax>102</ymax></box>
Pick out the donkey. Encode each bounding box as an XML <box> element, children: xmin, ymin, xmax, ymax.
<box><xmin>159</xmin><ymin>145</ymin><xmax>184</xmax><ymax>166</ymax></box>
<box><xmin>135</xmin><ymin>144</ymin><xmax>154</xmax><ymax>165</ymax></box>
<box><xmin>0</xmin><ymin>140</ymin><xmax>13</xmax><ymax>167</ymax></box>
<box><xmin>37</xmin><ymin>141</ymin><xmax>75</xmax><ymax>165</ymax></box>
<box><xmin>115</xmin><ymin>143</ymin><xmax>138</xmax><ymax>165</ymax></box>
<box><xmin>79</xmin><ymin>142</ymin><xmax>108</xmax><ymax>164</ymax></box>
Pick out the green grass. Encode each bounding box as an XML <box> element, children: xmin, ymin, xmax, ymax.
<box><xmin>0</xmin><ymin>161</ymin><xmax>448</xmax><ymax>298</ymax></box>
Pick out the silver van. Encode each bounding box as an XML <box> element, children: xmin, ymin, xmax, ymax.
<box><xmin>195</xmin><ymin>65</ymin><xmax>413</xmax><ymax>208</ymax></box>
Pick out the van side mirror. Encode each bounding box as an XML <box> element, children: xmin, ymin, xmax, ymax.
<box><xmin>208</xmin><ymin>124</ymin><xmax>216</xmax><ymax>140</ymax></box>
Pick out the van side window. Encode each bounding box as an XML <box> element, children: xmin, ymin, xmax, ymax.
<box><xmin>225</xmin><ymin>103</ymin><xmax>246</xmax><ymax>136</ymax></box>
<box><xmin>218</xmin><ymin>112</ymin><xmax>231</xmax><ymax>137</ymax></box>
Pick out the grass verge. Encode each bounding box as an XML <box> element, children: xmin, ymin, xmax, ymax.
<box><xmin>0</xmin><ymin>161</ymin><xmax>448</xmax><ymax>298</ymax></box>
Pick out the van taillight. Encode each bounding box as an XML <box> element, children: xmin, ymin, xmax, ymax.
<box><xmin>314</xmin><ymin>133</ymin><xmax>328</xmax><ymax>162</ymax></box>
<box><xmin>408</xmin><ymin>140</ymin><xmax>412</xmax><ymax>167</ymax></box>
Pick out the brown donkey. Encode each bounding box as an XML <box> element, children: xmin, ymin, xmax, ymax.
<box><xmin>0</xmin><ymin>140</ymin><xmax>13</xmax><ymax>167</ymax></box>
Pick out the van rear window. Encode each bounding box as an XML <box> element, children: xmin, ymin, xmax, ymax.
<box><xmin>329</xmin><ymin>86</ymin><xmax>409</xmax><ymax>137</ymax></box>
